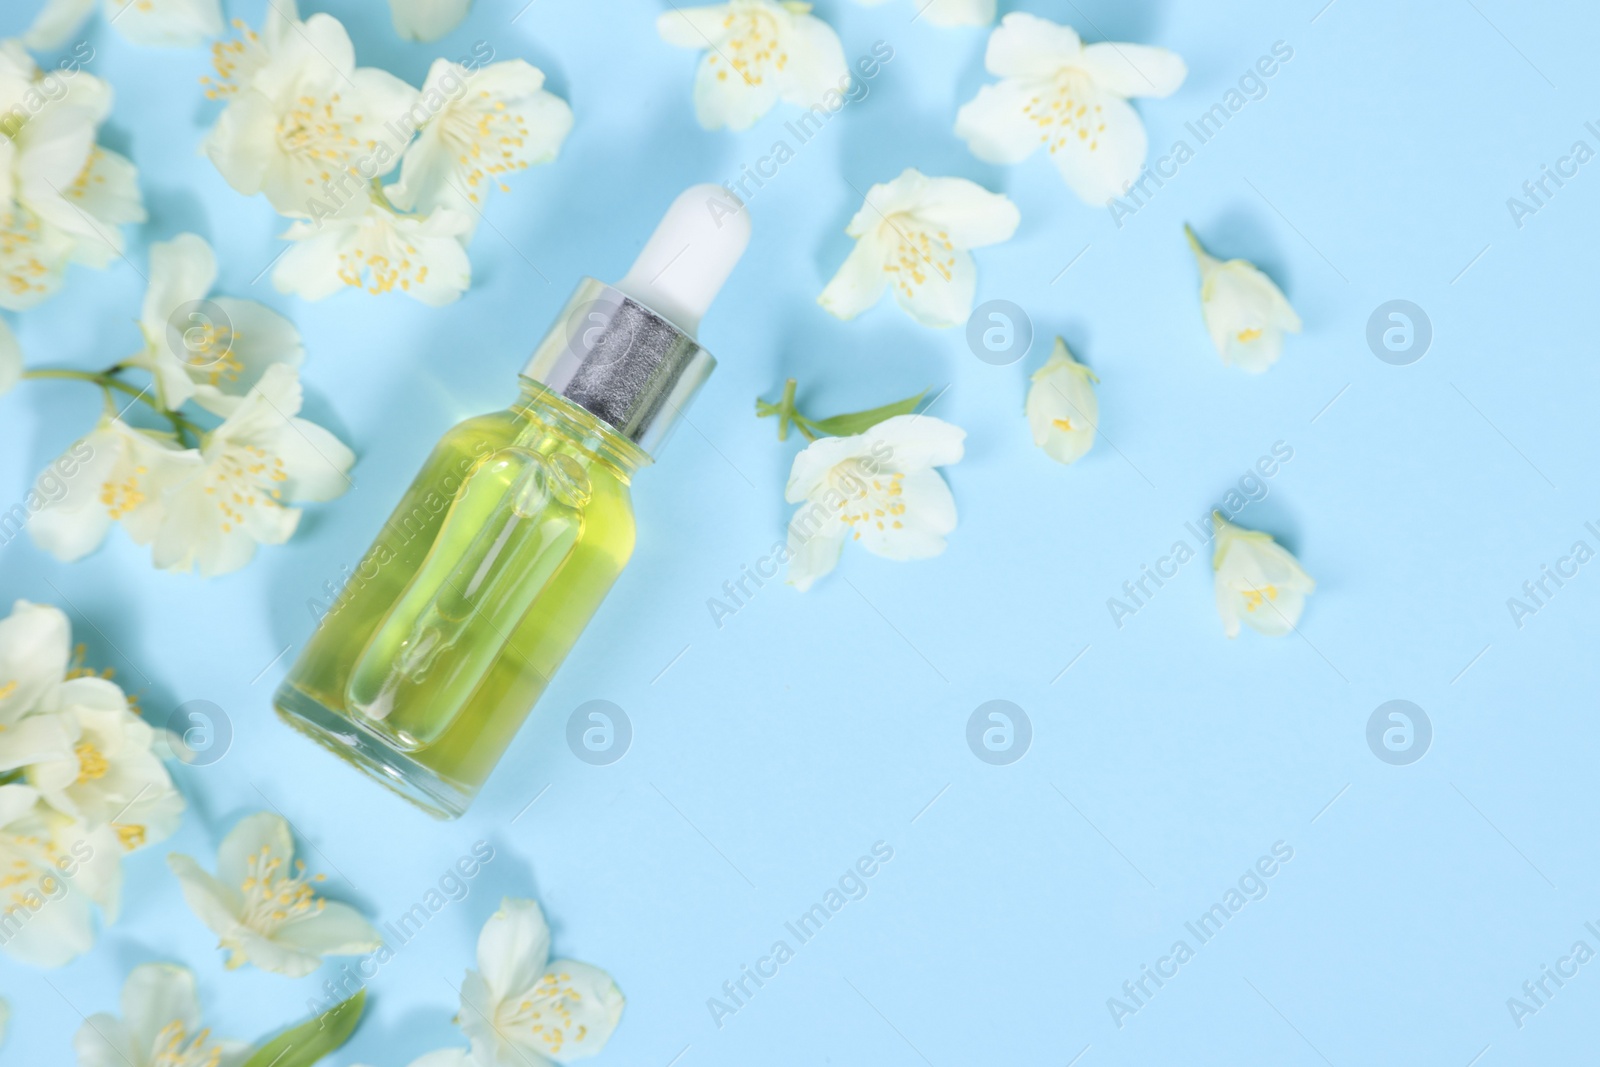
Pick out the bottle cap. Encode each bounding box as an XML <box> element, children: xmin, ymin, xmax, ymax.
<box><xmin>522</xmin><ymin>185</ymin><xmax>750</xmax><ymax>456</ymax></box>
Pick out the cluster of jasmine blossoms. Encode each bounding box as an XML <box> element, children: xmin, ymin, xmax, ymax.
<box><xmin>200</xmin><ymin>0</ymin><xmax>572</xmax><ymax>306</ymax></box>
<box><xmin>1</xmin><ymin>231</ymin><xmax>355</xmax><ymax>577</ymax></box>
<box><xmin>0</xmin><ymin>600</ymin><xmax>184</xmax><ymax>968</ymax></box>
<box><xmin>0</xmin><ymin>36</ymin><xmax>143</xmax><ymax>319</ymax></box>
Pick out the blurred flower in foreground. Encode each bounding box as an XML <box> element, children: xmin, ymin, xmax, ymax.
<box><xmin>1212</xmin><ymin>513</ymin><xmax>1315</xmax><ymax>638</ymax></box>
<box><xmin>1186</xmin><ymin>225</ymin><xmax>1302</xmax><ymax>373</ymax></box>
<box><xmin>168</xmin><ymin>811</ymin><xmax>383</xmax><ymax>977</ymax></box>
<box><xmin>73</xmin><ymin>963</ymin><xmax>247</xmax><ymax>1067</ymax></box>
<box><xmin>657</xmin><ymin>0</ymin><xmax>849</xmax><ymax>131</ymax></box>
<box><xmin>28</xmin><ymin>0</ymin><xmax>224</xmax><ymax>49</ymax></box>
<box><xmin>955</xmin><ymin>13</ymin><xmax>1185</xmax><ymax>205</ymax></box>
<box><xmin>0</xmin><ymin>600</ymin><xmax>177</xmax><ymax>967</ymax></box>
<box><xmin>0</xmin><ymin>39</ymin><xmax>145</xmax><ymax>310</ymax></box>
<box><xmin>819</xmin><ymin>168</ymin><xmax>1019</xmax><ymax>329</ymax></box>
<box><xmin>0</xmin><ymin>317</ymin><xmax>18</xmax><ymax>396</ymax></box>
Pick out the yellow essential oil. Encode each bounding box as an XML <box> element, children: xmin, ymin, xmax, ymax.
<box><xmin>274</xmin><ymin>187</ymin><xmax>751</xmax><ymax>816</ymax></box>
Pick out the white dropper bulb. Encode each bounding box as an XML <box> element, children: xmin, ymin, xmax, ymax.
<box><xmin>615</xmin><ymin>184</ymin><xmax>751</xmax><ymax>339</ymax></box>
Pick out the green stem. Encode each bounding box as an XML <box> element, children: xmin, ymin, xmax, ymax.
<box><xmin>24</xmin><ymin>367</ymin><xmax>204</xmax><ymax>448</ymax></box>
<box><xmin>755</xmin><ymin>378</ymin><xmax>819</xmax><ymax>442</ymax></box>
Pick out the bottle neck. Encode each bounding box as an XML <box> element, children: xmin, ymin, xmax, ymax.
<box><xmin>512</xmin><ymin>378</ymin><xmax>650</xmax><ymax>479</ymax></box>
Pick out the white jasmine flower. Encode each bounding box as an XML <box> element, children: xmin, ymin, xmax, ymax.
<box><xmin>851</xmin><ymin>0</ymin><xmax>993</xmax><ymax>26</ymax></box>
<box><xmin>819</xmin><ymin>168</ymin><xmax>1018</xmax><ymax>328</ymax></box>
<box><xmin>0</xmin><ymin>601</ymin><xmax>78</xmax><ymax>772</ymax></box>
<box><xmin>29</xmin><ymin>419</ymin><xmax>202</xmax><ymax>564</ymax></box>
<box><xmin>1025</xmin><ymin>338</ymin><xmax>1097</xmax><ymax>465</ymax></box>
<box><xmin>203</xmin><ymin>12</ymin><xmax>419</xmax><ymax>218</ymax></box>
<box><xmin>0</xmin><ymin>315</ymin><xmax>18</xmax><ymax>396</ymax></box>
<box><xmin>73</xmin><ymin>963</ymin><xmax>248</xmax><ymax>1067</ymax></box>
<box><xmin>954</xmin><ymin>13</ymin><xmax>1186</xmax><ymax>205</ymax></box>
<box><xmin>151</xmin><ymin>364</ymin><xmax>354</xmax><ymax>578</ymax></box>
<box><xmin>28</xmin><ymin>0</ymin><xmax>224</xmax><ymax>50</ymax></box>
<box><xmin>0</xmin><ymin>784</ymin><xmax>122</xmax><ymax>967</ymax></box>
<box><xmin>202</xmin><ymin>1</ymin><xmax>301</xmax><ymax>100</ymax></box>
<box><xmin>0</xmin><ymin>600</ymin><xmax>185</xmax><ymax>852</ymax></box>
<box><xmin>24</xmin><ymin>0</ymin><xmax>95</xmax><ymax>51</ymax></box>
<box><xmin>0</xmin><ymin>209</ymin><xmax>78</xmax><ymax>312</ymax></box>
<box><xmin>658</xmin><ymin>0</ymin><xmax>849</xmax><ymax>131</ymax></box>
<box><xmin>0</xmin><ymin>43</ymin><xmax>145</xmax><ymax>303</ymax></box>
<box><xmin>1186</xmin><ymin>225</ymin><xmax>1301</xmax><ymax>373</ymax></box>
<box><xmin>167</xmin><ymin>811</ymin><xmax>383</xmax><ymax>977</ymax></box>
<box><xmin>784</xmin><ymin>414</ymin><xmax>965</xmax><ymax>591</ymax></box>
<box><xmin>131</xmin><ymin>233</ymin><xmax>305</xmax><ymax>412</ymax></box>
<box><xmin>388</xmin><ymin>59</ymin><xmax>572</xmax><ymax>229</ymax></box>
<box><xmin>25</xmin><ymin>684</ymin><xmax>184</xmax><ymax>854</ymax></box>
<box><xmin>1212</xmin><ymin>513</ymin><xmax>1315</xmax><ymax>638</ymax></box>
<box><xmin>274</xmin><ymin>196</ymin><xmax>473</xmax><ymax>306</ymax></box>
<box><xmin>458</xmin><ymin>898</ymin><xmax>624</xmax><ymax>1067</ymax></box>
<box><xmin>389</xmin><ymin>0</ymin><xmax>474</xmax><ymax>42</ymax></box>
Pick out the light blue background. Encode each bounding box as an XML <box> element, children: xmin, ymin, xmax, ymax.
<box><xmin>2</xmin><ymin>0</ymin><xmax>1597</xmax><ymax>1064</ymax></box>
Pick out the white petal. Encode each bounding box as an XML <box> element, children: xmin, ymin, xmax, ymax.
<box><xmin>74</xmin><ymin>1014</ymin><xmax>138</xmax><ymax>1067</ymax></box>
<box><xmin>537</xmin><ymin>960</ymin><xmax>625</xmax><ymax>1063</ymax></box>
<box><xmin>817</xmin><ymin>234</ymin><xmax>889</xmax><ymax>321</ymax></box>
<box><xmin>863</xmin><ymin>414</ymin><xmax>967</xmax><ymax>471</ymax></box>
<box><xmin>984</xmin><ymin>12</ymin><xmax>1081</xmax><ymax>80</ymax></box>
<box><xmin>475</xmin><ymin>897</ymin><xmax>552</xmax><ymax>1001</ymax></box>
<box><xmin>388</xmin><ymin>60</ymin><xmax>572</xmax><ymax>221</ymax></box>
<box><xmin>0</xmin><ymin>316</ymin><xmax>18</xmax><ymax>396</ymax></box>
<box><xmin>0</xmin><ymin>209</ymin><xmax>76</xmax><ymax>311</ymax></box>
<box><xmin>955</xmin><ymin>79</ymin><xmax>1044</xmax><ymax>166</ymax></box>
<box><xmin>189</xmin><ymin>297</ymin><xmax>306</xmax><ymax>411</ymax></box>
<box><xmin>856</xmin><ymin>467</ymin><xmax>957</xmax><ymax>560</ymax></box>
<box><xmin>1026</xmin><ymin>342</ymin><xmax>1097</xmax><ymax>464</ymax></box>
<box><xmin>0</xmin><ymin>712</ymin><xmax>74</xmax><ymax>772</ymax></box>
<box><xmin>167</xmin><ymin>852</ymin><xmax>246</xmax><ymax>934</ymax></box>
<box><xmin>775</xmin><ymin>10</ymin><xmax>849</xmax><ymax>105</ymax></box>
<box><xmin>901</xmin><ymin>176</ymin><xmax>1019</xmax><ymax>248</ymax></box>
<box><xmin>272</xmin><ymin>899</ymin><xmax>383</xmax><ymax>955</ymax></box>
<box><xmin>107</xmin><ymin>0</ymin><xmax>225</xmax><ymax>48</ymax></box>
<box><xmin>785</xmin><ymin>517</ymin><xmax>845</xmax><ymax>592</ymax></box>
<box><xmin>141</xmin><ymin>234</ymin><xmax>218</xmax><ymax>347</ymax></box>
<box><xmin>892</xmin><ymin>244</ymin><xmax>975</xmax><ymax>329</ymax></box>
<box><xmin>389</xmin><ymin>0</ymin><xmax>474</xmax><ymax>42</ymax></box>
<box><xmin>0</xmin><ymin>600</ymin><xmax>71</xmax><ymax>722</ymax></box>
<box><xmin>25</xmin><ymin>0</ymin><xmax>96</xmax><ymax>50</ymax></box>
<box><xmin>203</xmin><ymin>89</ymin><xmax>280</xmax><ymax>199</ymax></box>
<box><xmin>690</xmin><ymin>50</ymin><xmax>779</xmax><ymax>131</ymax></box>
<box><xmin>216</xmin><ymin>811</ymin><xmax>293</xmax><ymax>887</ymax></box>
<box><xmin>63</xmin><ymin>149</ymin><xmax>148</xmax><ymax>266</ymax></box>
<box><xmin>274</xmin><ymin>419</ymin><xmax>355</xmax><ymax>503</ymax></box>
<box><xmin>120</xmin><ymin>964</ymin><xmax>202</xmax><ymax>1056</ymax></box>
<box><xmin>1076</xmin><ymin>42</ymin><xmax>1187</xmax><ymax>99</ymax></box>
<box><xmin>656</xmin><ymin>6</ymin><xmax>737</xmax><ymax>50</ymax></box>
<box><xmin>1044</xmin><ymin>83</ymin><xmax>1147</xmax><ymax>206</ymax></box>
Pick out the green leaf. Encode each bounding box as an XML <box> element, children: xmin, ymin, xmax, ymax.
<box><xmin>243</xmin><ymin>990</ymin><xmax>366</xmax><ymax>1067</ymax></box>
<box><xmin>805</xmin><ymin>389</ymin><xmax>930</xmax><ymax>438</ymax></box>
